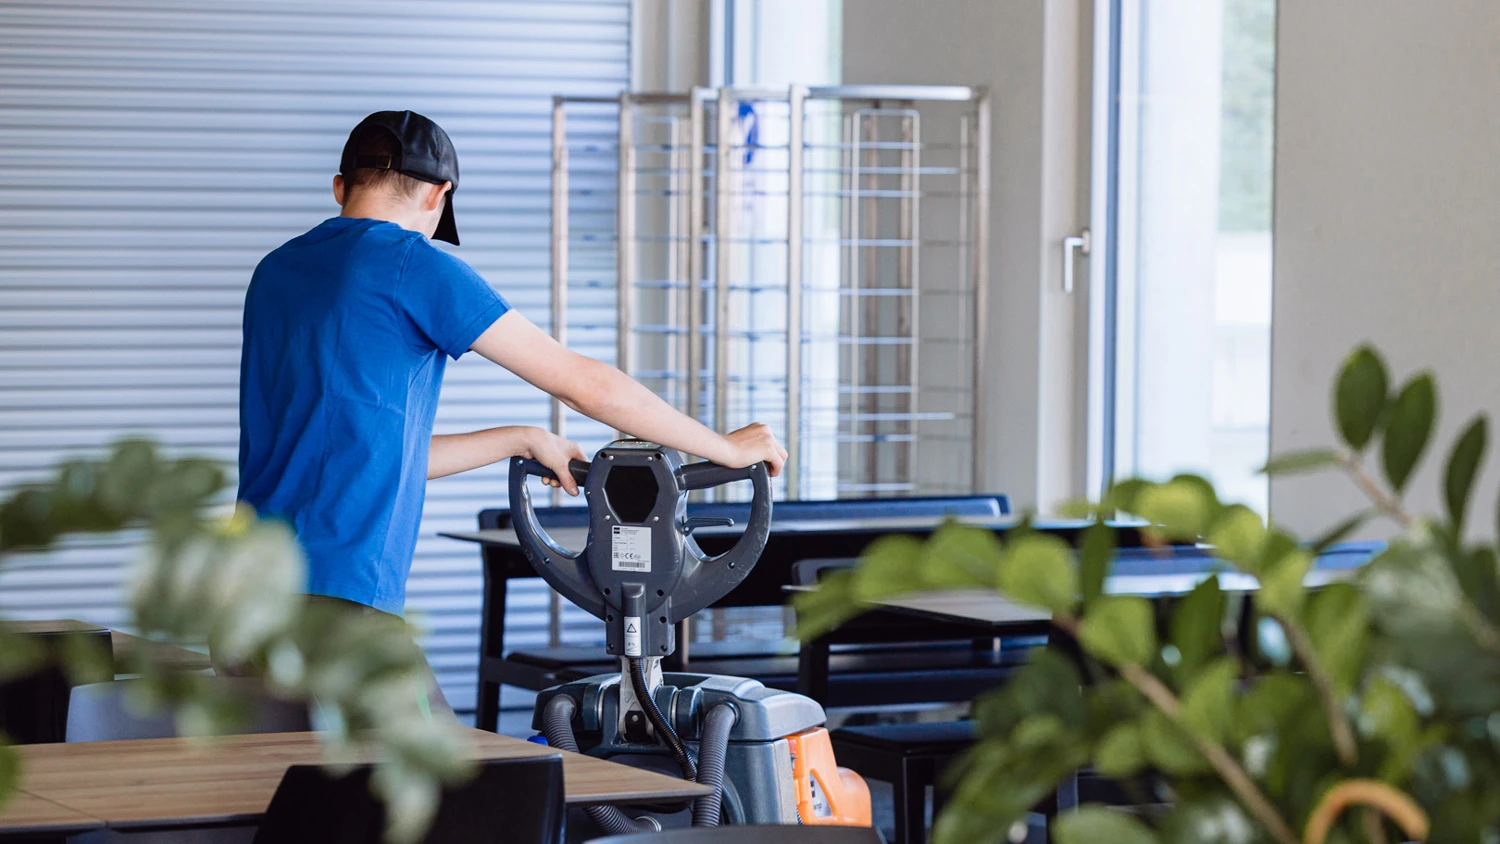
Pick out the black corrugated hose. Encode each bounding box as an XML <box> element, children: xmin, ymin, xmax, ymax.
<box><xmin>692</xmin><ymin>703</ymin><xmax>738</xmax><ymax>827</ymax></box>
<box><xmin>629</xmin><ymin>656</ymin><xmax>698</xmax><ymax>781</ymax></box>
<box><xmin>541</xmin><ymin>694</ymin><xmax>658</xmax><ymax>835</ymax></box>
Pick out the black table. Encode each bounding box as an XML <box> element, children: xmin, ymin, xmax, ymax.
<box><xmin>443</xmin><ymin>517</ymin><xmax>1148</xmax><ymax>728</ymax></box>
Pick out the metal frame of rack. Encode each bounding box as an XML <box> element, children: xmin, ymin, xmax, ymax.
<box><xmin>549</xmin><ymin>85</ymin><xmax>991</xmax><ymax>500</ymax></box>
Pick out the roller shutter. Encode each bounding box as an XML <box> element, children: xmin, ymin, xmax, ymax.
<box><xmin>0</xmin><ymin>0</ymin><xmax>627</xmax><ymax>713</ymax></box>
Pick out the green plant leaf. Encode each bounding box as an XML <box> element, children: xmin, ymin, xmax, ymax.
<box><xmin>1443</xmin><ymin>415</ymin><xmax>1488</xmax><ymax>533</ymax></box>
<box><xmin>0</xmin><ymin>632</ymin><xmax>46</xmax><ymax>682</ymax></box>
<box><xmin>1258</xmin><ymin>548</ymin><xmax>1313</xmax><ymax>617</ymax></box>
<box><xmin>1303</xmin><ymin>583</ymin><xmax>1370</xmax><ymax>695</ymax></box>
<box><xmin>1079</xmin><ymin>522</ymin><xmax>1114</xmax><ymax>610</ymax></box>
<box><xmin>1135</xmin><ymin>478</ymin><xmax>1218</xmax><ymax>540</ymax></box>
<box><xmin>1381</xmin><ymin>373</ymin><xmax>1437</xmax><ymax>493</ymax></box>
<box><xmin>1207</xmin><ymin>505</ymin><xmax>1265</xmax><ymax>568</ymax></box>
<box><xmin>1093</xmin><ymin>721</ymin><xmax>1147</xmax><ymax>778</ymax></box>
<box><xmin>1254</xmin><ymin>530</ymin><xmax>1302</xmax><ymax>577</ymax></box>
<box><xmin>1178</xmin><ymin>658</ymin><xmax>1237</xmax><ymax>744</ymax></box>
<box><xmin>854</xmin><ymin>534</ymin><xmax>929</xmax><ymax>598</ymax></box>
<box><xmin>1358</xmin><ymin>675</ymin><xmax>1420</xmax><ymax>782</ymax></box>
<box><xmin>1309</xmin><ymin>510</ymin><xmax>1375</xmax><ymax>554</ymax></box>
<box><xmin>1335</xmin><ymin>346</ymin><xmax>1389</xmax><ymax>450</ymax></box>
<box><xmin>973</xmin><ymin>650</ymin><xmax>1087</xmax><ymax>739</ymax></box>
<box><xmin>1105</xmin><ymin>478</ymin><xmax>1151</xmax><ymax>515</ymax></box>
<box><xmin>1233</xmin><ymin>672</ymin><xmax>1316</xmax><ymax>745</ymax></box>
<box><xmin>1170</xmin><ymin>576</ymin><xmax>1225</xmax><ymax>680</ymax></box>
<box><xmin>101</xmin><ymin>438</ymin><xmax>160</xmax><ymax>518</ymax></box>
<box><xmin>1160</xmin><ymin>797</ymin><xmax>1260</xmax><ymax>844</ymax></box>
<box><xmin>59</xmin><ymin>631</ymin><xmax>114</xmax><ymax>686</ymax></box>
<box><xmin>1054</xmin><ymin>806</ymin><xmax>1160</xmax><ymax>844</ymax></box>
<box><xmin>1079</xmin><ymin>596</ymin><xmax>1157</xmax><ymax>667</ymax></box>
<box><xmin>0</xmin><ymin>740</ymin><xmax>17</xmax><ymax>811</ymax></box>
<box><xmin>922</xmin><ymin>523</ymin><xmax>1006</xmax><ymax>590</ymax></box>
<box><xmin>1451</xmin><ymin>546</ymin><xmax>1500</xmax><ymax>621</ymax></box>
<box><xmin>1141</xmin><ymin>707</ymin><xmax>1209</xmax><ymax>775</ymax></box>
<box><xmin>995</xmin><ymin>533</ymin><xmax>1078</xmax><ymax>614</ymax></box>
<box><xmin>791</xmin><ymin>570</ymin><xmax>860</xmax><ymax>641</ymax></box>
<box><xmin>1260</xmin><ymin>448</ymin><xmax>1342</xmax><ymax>476</ymax></box>
<box><xmin>1053</xmin><ymin>497</ymin><xmax>1097</xmax><ymax>520</ymax></box>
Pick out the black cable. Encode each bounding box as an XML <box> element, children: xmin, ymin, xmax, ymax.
<box><xmin>692</xmin><ymin>703</ymin><xmax>737</xmax><ymax>827</ymax></box>
<box><xmin>541</xmin><ymin>695</ymin><xmax>658</xmax><ymax>835</ymax></box>
<box><xmin>628</xmin><ymin>657</ymin><xmax>697</xmax><ymax>781</ymax></box>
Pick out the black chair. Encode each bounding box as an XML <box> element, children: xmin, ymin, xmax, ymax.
<box><xmin>478</xmin><ymin>495</ymin><xmax>1012</xmax><ymax>726</ymax></box>
<box><xmin>589</xmin><ymin>826</ymin><xmax>883</xmax><ymax>844</ymax></box>
<box><xmin>830</xmin><ymin>722</ymin><xmax>975</xmax><ymax>844</ymax></box>
<box><xmin>791</xmin><ymin>558</ymin><xmax>1041</xmax><ymax>709</ymax></box>
<box><xmin>0</xmin><ymin>623</ymin><xmax>114</xmax><ymax>744</ymax></box>
<box><xmin>66</xmin><ymin>677</ymin><xmax>311</xmax><ymax>742</ymax></box>
<box><xmin>252</xmin><ymin>755</ymin><xmax>565</xmax><ymax>844</ymax></box>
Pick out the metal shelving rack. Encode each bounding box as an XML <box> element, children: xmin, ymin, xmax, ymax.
<box><xmin>549</xmin><ymin>85</ymin><xmax>991</xmax><ymax>501</ymax></box>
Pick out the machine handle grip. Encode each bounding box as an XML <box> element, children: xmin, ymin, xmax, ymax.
<box><xmin>516</xmin><ymin>457</ymin><xmax>592</xmax><ymax>487</ymax></box>
<box><xmin>676</xmin><ymin>461</ymin><xmax>773</xmax><ymax>581</ymax></box>
<box><xmin>507</xmin><ymin>456</ymin><xmax>606</xmax><ymax>621</ymax></box>
<box><xmin>677</xmin><ymin>460</ymin><xmax>767</xmax><ymax>491</ymax></box>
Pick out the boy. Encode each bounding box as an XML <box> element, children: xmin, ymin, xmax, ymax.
<box><xmin>237</xmin><ymin>111</ymin><xmax>786</xmax><ymax>708</ymax></box>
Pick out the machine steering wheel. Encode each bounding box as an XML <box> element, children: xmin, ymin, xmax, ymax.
<box><xmin>508</xmin><ymin>440</ymin><xmax>772</xmax><ymax>660</ymax></box>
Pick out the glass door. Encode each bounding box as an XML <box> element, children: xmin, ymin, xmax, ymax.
<box><xmin>1091</xmin><ymin>0</ymin><xmax>1277</xmax><ymax>511</ymax></box>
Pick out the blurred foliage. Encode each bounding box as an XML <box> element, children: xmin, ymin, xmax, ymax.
<box><xmin>0</xmin><ymin>440</ymin><xmax>473</xmax><ymax>843</ymax></box>
<box><xmin>797</xmin><ymin>345</ymin><xmax>1500</xmax><ymax>844</ymax></box>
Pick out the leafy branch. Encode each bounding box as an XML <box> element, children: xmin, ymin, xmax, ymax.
<box><xmin>0</xmin><ymin>440</ymin><xmax>472</xmax><ymax>843</ymax></box>
<box><xmin>1277</xmin><ymin>612</ymin><xmax>1359</xmax><ymax>767</ymax></box>
<box><xmin>1052</xmin><ymin>613</ymin><xmax>1299</xmax><ymax>844</ymax></box>
<box><xmin>787</xmin><ymin>343</ymin><xmax>1500</xmax><ymax>842</ymax></box>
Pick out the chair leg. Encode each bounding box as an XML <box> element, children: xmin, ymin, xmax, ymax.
<box><xmin>476</xmin><ymin>680</ymin><xmax>500</xmax><ymax>733</ymax></box>
<box><xmin>796</xmin><ymin>636</ymin><xmax>832</xmax><ymax>705</ymax></box>
<box><xmin>476</xmin><ymin>556</ymin><xmax>508</xmax><ymax>734</ymax></box>
<box><xmin>894</xmin><ymin>759</ymin><xmax>928</xmax><ymax>844</ymax></box>
<box><xmin>1039</xmin><ymin>772</ymin><xmax>1079</xmax><ymax>844</ymax></box>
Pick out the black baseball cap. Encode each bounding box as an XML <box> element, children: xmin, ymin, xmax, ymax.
<box><xmin>340</xmin><ymin>110</ymin><xmax>461</xmax><ymax>245</ymax></box>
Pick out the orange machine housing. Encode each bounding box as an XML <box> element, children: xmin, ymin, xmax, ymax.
<box><xmin>786</xmin><ymin>727</ymin><xmax>873</xmax><ymax>827</ymax></box>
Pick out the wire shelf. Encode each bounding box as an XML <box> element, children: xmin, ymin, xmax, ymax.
<box><xmin>550</xmin><ymin>85</ymin><xmax>990</xmax><ymax>502</ymax></box>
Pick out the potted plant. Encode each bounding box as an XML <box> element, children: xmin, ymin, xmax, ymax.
<box><xmin>796</xmin><ymin>346</ymin><xmax>1500</xmax><ymax>843</ymax></box>
<box><xmin>0</xmin><ymin>440</ymin><xmax>472</xmax><ymax>843</ymax></box>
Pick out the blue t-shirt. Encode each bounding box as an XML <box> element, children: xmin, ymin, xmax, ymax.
<box><xmin>238</xmin><ymin>216</ymin><xmax>510</xmax><ymax>614</ymax></box>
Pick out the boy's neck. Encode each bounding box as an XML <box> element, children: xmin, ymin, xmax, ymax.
<box><xmin>339</xmin><ymin>194</ymin><xmax>425</xmax><ymax>236</ymax></box>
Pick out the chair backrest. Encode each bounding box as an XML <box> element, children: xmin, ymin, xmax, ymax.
<box><xmin>790</xmin><ymin>558</ymin><xmax>859</xmax><ymax>586</ymax></box>
<box><xmin>479</xmin><ymin>494</ymin><xmax>1011</xmax><ymax>533</ymax></box>
<box><xmin>252</xmin><ymin>756</ymin><xmax>565</xmax><ymax>844</ymax></box>
<box><xmin>589</xmin><ymin>826</ymin><xmax>883</xmax><ymax>844</ymax></box>
<box><xmin>66</xmin><ymin>677</ymin><xmax>311</xmax><ymax>742</ymax></box>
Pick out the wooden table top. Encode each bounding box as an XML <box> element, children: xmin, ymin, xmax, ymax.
<box><xmin>7</xmin><ymin>729</ymin><xmax>708</xmax><ymax>830</ymax></box>
<box><xmin>1</xmin><ymin>619</ymin><xmax>107</xmax><ymax>636</ymax></box>
<box><xmin>0</xmin><ymin>790</ymin><xmax>104</xmax><ymax>835</ymax></box>
<box><xmin>109</xmin><ymin>630</ymin><xmax>214</xmax><ymax>673</ymax></box>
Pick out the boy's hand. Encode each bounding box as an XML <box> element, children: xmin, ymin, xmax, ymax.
<box><xmin>720</xmin><ymin>423</ymin><xmax>788</xmax><ymax>477</ymax></box>
<box><xmin>525</xmin><ymin>429</ymin><xmax>588</xmax><ymax>496</ymax></box>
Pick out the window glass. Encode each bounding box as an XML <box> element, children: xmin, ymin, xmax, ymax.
<box><xmin>1108</xmin><ymin>0</ymin><xmax>1276</xmax><ymax>511</ymax></box>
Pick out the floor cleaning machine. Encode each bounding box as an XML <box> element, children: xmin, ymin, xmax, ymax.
<box><xmin>509</xmin><ymin>440</ymin><xmax>873</xmax><ymax>836</ymax></box>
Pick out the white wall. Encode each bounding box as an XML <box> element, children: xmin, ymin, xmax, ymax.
<box><xmin>1270</xmin><ymin>1</ymin><xmax>1500</xmax><ymax>535</ymax></box>
<box><xmin>842</xmin><ymin>0</ymin><xmax>1089</xmax><ymax>510</ymax></box>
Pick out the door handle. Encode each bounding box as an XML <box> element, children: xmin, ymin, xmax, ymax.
<box><xmin>1063</xmin><ymin>229</ymin><xmax>1091</xmax><ymax>294</ymax></box>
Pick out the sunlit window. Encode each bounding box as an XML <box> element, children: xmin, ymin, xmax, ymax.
<box><xmin>1106</xmin><ymin>0</ymin><xmax>1276</xmax><ymax>512</ymax></box>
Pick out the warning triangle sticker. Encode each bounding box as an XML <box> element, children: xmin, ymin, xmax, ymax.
<box><xmin>626</xmin><ymin>622</ymin><xmax>638</xmax><ymax>633</ymax></box>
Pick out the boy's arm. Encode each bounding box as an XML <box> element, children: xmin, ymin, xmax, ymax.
<box><xmin>428</xmin><ymin>426</ymin><xmax>586</xmax><ymax>492</ymax></box>
<box><xmin>469</xmin><ymin>311</ymin><xmax>787</xmax><ymax>475</ymax></box>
